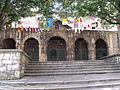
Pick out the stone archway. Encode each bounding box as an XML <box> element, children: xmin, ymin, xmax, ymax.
<box><xmin>75</xmin><ymin>38</ymin><xmax>88</xmax><ymax>60</ymax></box>
<box><xmin>24</xmin><ymin>38</ymin><xmax>39</xmax><ymax>61</ymax></box>
<box><xmin>95</xmin><ymin>39</ymin><xmax>108</xmax><ymax>59</ymax></box>
<box><xmin>47</xmin><ymin>36</ymin><xmax>67</xmax><ymax>61</ymax></box>
<box><xmin>2</xmin><ymin>38</ymin><xmax>16</xmax><ymax>49</ymax></box>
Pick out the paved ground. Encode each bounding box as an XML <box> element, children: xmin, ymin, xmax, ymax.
<box><xmin>1</xmin><ymin>73</ymin><xmax>120</xmax><ymax>90</ymax></box>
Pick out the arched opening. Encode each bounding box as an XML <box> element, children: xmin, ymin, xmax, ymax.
<box><xmin>24</xmin><ymin>38</ymin><xmax>39</xmax><ymax>61</ymax></box>
<box><xmin>47</xmin><ymin>36</ymin><xmax>67</xmax><ymax>61</ymax></box>
<box><xmin>2</xmin><ymin>38</ymin><xmax>16</xmax><ymax>49</ymax></box>
<box><xmin>95</xmin><ymin>39</ymin><xmax>108</xmax><ymax>59</ymax></box>
<box><xmin>75</xmin><ymin>38</ymin><xmax>88</xmax><ymax>60</ymax></box>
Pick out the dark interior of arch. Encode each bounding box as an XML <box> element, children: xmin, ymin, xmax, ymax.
<box><xmin>24</xmin><ymin>38</ymin><xmax>39</xmax><ymax>61</ymax></box>
<box><xmin>95</xmin><ymin>39</ymin><xmax>108</xmax><ymax>59</ymax></box>
<box><xmin>2</xmin><ymin>38</ymin><xmax>16</xmax><ymax>49</ymax></box>
<box><xmin>47</xmin><ymin>36</ymin><xmax>67</xmax><ymax>61</ymax></box>
<box><xmin>75</xmin><ymin>38</ymin><xmax>88</xmax><ymax>60</ymax></box>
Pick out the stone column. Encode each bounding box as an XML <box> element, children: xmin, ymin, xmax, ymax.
<box><xmin>117</xmin><ymin>27</ymin><xmax>120</xmax><ymax>53</ymax></box>
<box><xmin>67</xmin><ymin>43</ymin><xmax>75</xmax><ymax>61</ymax></box>
<box><xmin>66</xmin><ymin>32</ymin><xmax>75</xmax><ymax>61</ymax></box>
<box><xmin>40</xmin><ymin>45</ymin><xmax>47</xmax><ymax>62</ymax></box>
<box><xmin>108</xmin><ymin>34</ymin><xmax>114</xmax><ymax>55</ymax></box>
<box><xmin>20</xmin><ymin>44</ymin><xmax>24</xmax><ymax>50</ymax></box>
<box><xmin>89</xmin><ymin>38</ymin><xmax>96</xmax><ymax>60</ymax></box>
<box><xmin>16</xmin><ymin>31</ymin><xmax>21</xmax><ymax>49</ymax></box>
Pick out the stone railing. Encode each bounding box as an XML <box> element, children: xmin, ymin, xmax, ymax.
<box><xmin>0</xmin><ymin>49</ymin><xmax>31</xmax><ymax>80</ymax></box>
<box><xmin>100</xmin><ymin>54</ymin><xmax>120</xmax><ymax>64</ymax></box>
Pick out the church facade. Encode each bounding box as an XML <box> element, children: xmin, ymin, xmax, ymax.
<box><xmin>0</xmin><ymin>21</ymin><xmax>119</xmax><ymax>61</ymax></box>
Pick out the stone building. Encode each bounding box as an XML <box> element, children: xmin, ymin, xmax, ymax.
<box><xmin>0</xmin><ymin>21</ymin><xmax>119</xmax><ymax>61</ymax></box>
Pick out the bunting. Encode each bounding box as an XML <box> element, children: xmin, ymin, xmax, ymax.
<box><xmin>46</xmin><ymin>18</ymin><xmax>53</xmax><ymax>27</ymax></box>
<box><xmin>62</xmin><ymin>18</ymin><xmax>68</xmax><ymax>25</ymax></box>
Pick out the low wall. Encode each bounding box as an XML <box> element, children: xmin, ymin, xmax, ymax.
<box><xmin>0</xmin><ymin>49</ymin><xmax>31</xmax><ymax>80</ymax></box>
<box><xmin>100</xmin><ymin>54</ymin><xmax>120</xmax><ymax>64</ymax></box>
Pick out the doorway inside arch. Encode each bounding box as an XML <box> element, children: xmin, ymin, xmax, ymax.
<box><xmin>95</xmin><ymin>39</ymin><xmax>108</xmax><ymax>59</ymax></box>
<box><xmin>24</xmin><ymin>38</ymin><xmax>39</xmax><ymax>61</ymax></box>
<box><xmin>75</xmin><ymin>38</ymin><xmax>88</xmax><ymax>60</ymax></box>
<box><xmin>2</xmin><ymin>38</ymin><xmax>16</xmax><ymax>49</ymax></box>
<box><xmin>47</xmin><ymin>36</ymin><xmax>67</xmax><ymax>61</ymax></box>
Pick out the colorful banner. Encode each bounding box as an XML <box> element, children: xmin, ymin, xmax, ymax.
<box><xmin>62</xmin><ymin>18</ymin><xmax>68</xmax><ymax>25</ymax></box>
<box><xmin>46</xmin><ymin>18</ymin><xmax>53</xmax><ymax>27</ymax></box>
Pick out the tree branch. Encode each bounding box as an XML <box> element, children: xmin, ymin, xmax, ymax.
<box><xmin>0</xmin><ymin>0</ymin><xmax>11</xmax><ymax>29</ymax></box>
<box><xmin>103</xmin><ymin>17</ymin><xmax>120</xmax><ymax>24</ymax></box>
<box><xmin>107</xmin><ymin>0</ymin><xmax>120</xmax><ymax>12</ymax></box>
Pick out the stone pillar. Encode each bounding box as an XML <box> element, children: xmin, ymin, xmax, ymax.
<box><xmin>67</xmin><ymin>42</ymin><xmax>75</xmax><ymax>61</ymax></box>
<box><xmin>108</xmin><ymin>34</ymin><xmax>114</xmax><ymax>55</ymax></box>
<box><xmin>20</xmin><ymin>44</ymin><xmax>24</xmax><ymax>50</ymax></box>
<box><xmin>117</xmin><ymin>27</ymin><xmax>120</xmax><ymax>53</ymax></box>
<box><xmin>89</xmin><ymin>38</ymin><xmax>96</xmax><ymax>60</ymax></box>
<box><xmin>40</xmin><ymin>45</ymin><xmax>47</xmax><ymax>62</ymax></box>
<box><xmin>112</xmin><ymin>33</ymin><xmax>119</xmax><ymax>54</ymax></box>
<box><xmin>16</xmin><ymin>31</ymin><xmax>21</xmax><ymax>49</ymax></box>
<box><xmin>66</xmin><ymin>32</ymin><xmax>75</xmax><ymax>61</ymax></box>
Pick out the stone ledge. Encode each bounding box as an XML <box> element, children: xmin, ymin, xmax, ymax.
<box><xmin>0</xmin><ymin>49</ymin><xmax>31</xmax><ymax>80</ymax></box>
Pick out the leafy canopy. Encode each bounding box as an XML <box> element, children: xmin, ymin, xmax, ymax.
<box><xmin>0</xmin><ymin>0</ymin><xmax>59</xmax><ymax>29</ymax></box>
<box><xmin>0</xmin><ymin>0</ymin><xmax>120</xmax><ymax>30</ymax></box>
<box><xmin>61</xmin><ymin>0</ymin><xmax>120</xmax><ymax>25</ymax></box>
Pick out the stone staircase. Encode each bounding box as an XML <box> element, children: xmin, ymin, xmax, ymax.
<box><xmin>1</xmin><ymin>60</ymin><xmax>120</xmax><ymax>90</ymax></box>
<box><xmin>24</xmin><ymin>60</ymin><xmax>120</xmax><ymax>76</ymax></box>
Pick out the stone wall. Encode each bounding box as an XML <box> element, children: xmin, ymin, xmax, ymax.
<box><xmin>0</xmin><ymin>49</ymin><xmax>31</xmax><ymax>80</ymax></box>
<box><xmin>101</xmin><ymin>54</ymin><xmax>120</xmax><ymax>64</ymax></box>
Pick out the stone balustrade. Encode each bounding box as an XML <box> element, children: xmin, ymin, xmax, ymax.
<box><xmin>0</xmin><ymin>49</ymin><xmax>31</xmax><ymax>80</ymax></box>
<box><xmin>100</xmin><ymin>54</ymin><xmax>120</xmax><ymax>64</ymax></box>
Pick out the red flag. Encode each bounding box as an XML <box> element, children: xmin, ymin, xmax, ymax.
<box><xmin>80</xmin><ymin>18</ymin><xmax>82</xmax><ymax>22</ymax></box>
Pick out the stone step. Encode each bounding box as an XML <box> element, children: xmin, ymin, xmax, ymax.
<box><xmin>25</xmin><ymin>68</ymin><xmax>120</xmax><ymax>73</ymax></box>
<box><xmin>26</xmin><ymin>62</ymin><xmax>119</xmax><ymax>65</ymax></box>
<box><xmin>28</xmin><ymin>60</ymin><xmax>107</xmax><ymax>64</ymax></box>
<box><xmin>27</xmin><ymin>63</ymin><xmax>117</xmax><ymax>67</ymax></box>
<box><xmin>1</xmin><ymin>78</ymin><xmax>120</xmax><ymax>86</ymax></box>
<box><xmin>25</xmin><ymin>65</ymin><xmax>120</xmax><ymax>69</ymax></box>
<box><xmin>24</xmin><ymin>70</ymin><xmax>120</xmax><ymax>76</ymax></box>
<box><xmin>1</xmin><ymin>78</ymin><xmax>120</xmax><ymax>90</ymax></box>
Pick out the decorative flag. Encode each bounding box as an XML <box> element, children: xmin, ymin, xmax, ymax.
<box><xmin>62</xmin><ymin>18</ymin><xmax>68</xmax><ymax>25</ymax></box>
<box><xmin>8</xmin><ymin>24</ymin><xmax>11</xmax><ymax>27</ymax></box>
<box><xmin>83</xmin><ymin>25</ymin><xmax>87</xmax><ymax>30</ymax></box>
<box><xmin>32</xmin><ymin>28</ymin><xmax>35</xmax><ymax>32</ymax></box>
<box><xmin>77</xmin><ymin>18</ymin><xmax>82</xmax><ymax>22</ymax></box>
<box><xmin>91</xmin><ymin>22</ymin><xmax>97</xmax><ymax>29</ymax></box>
<box><xmin>88</xmin><ymin>25</ymin><xmax>90</xmax><ymax>27</ymax></box>
<box><xmin>21</xmin><ymin>26</ymin><xmax>24</xmax><ymax>31</ymax></box>
<box><xmin>74</xmin><ymin>18</ymin><xmax>78</xmax><ymax>28</ymax></box>
<box><xmin>46</xmin><ymin>18</ymin><xmax>53</xmax><ymax>27</ymax></box>
<box><xmin>100</xmin><ymin>20</ymin><xmax>102</xmax><ymax>24</ymax></box>
<box><xmin>118</xmin><ymin>26</ymin><xmax>120</xmax><ymax>28</ymax></box>
<box><xmin>18</xmin><ymin>24</ymin><xmax>21</xmax><ymax>32</ymax></box>
<box><xmin>28</xmin><ymin>27</ymin><xmax>31</xmax><ymax>31</ymax></box>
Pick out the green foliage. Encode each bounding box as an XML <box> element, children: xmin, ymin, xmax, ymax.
<box><xmin>0</xmin><ymin>0</ymin><xmax>119</xmax><ymax>30</ymax></box>
<box><xmin>0</xmin><ymin>0</ymin><xmax>55</xmax><ymax>30</ymax></box>
<box><xmin>61</xmin><ymin>0</ymin><xmax>120</xmax><ymax>25</ymax></box>
<box><xmin>39</xmin><ymin>17</ymin><xmax>50</xmax><ymax>30</ymax></box>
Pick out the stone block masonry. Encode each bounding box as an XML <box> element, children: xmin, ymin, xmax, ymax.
<box><xmin>0</xmin><ymin>49</ymin><xmax>31</xmax><ymax>80</ymax></box>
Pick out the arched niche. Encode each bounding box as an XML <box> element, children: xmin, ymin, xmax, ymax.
<box><xmin>2</xmin><ymin>38</ymin><xmax>16</xmax><ymax>49</ymax></box>
<box><xmin>47</xmin><ymin>36</ymin><xmax>67</xmax><ymax>61</ymax></box>
<box><xmin>75</xmin><ymin>38</ymin><xmax>88</xmax><ymax>60</ymax></box>
<box><xmin>95</xmin><ymin>39</ymin><xmax>108</xmax><ymax>59</ymax></box>
<box><xmin>24</xmin><ymin>38</ymin><xmax>39</xmax><ymax>61</ymax></box>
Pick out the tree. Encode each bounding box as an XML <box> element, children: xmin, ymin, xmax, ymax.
<box><xmin>0</xmin><ymin>0</ymin><xmax>55</xmax><ymax>30</ymax></box>
<box><xmin>61</xmin><ymin>0</ymin><xmax>120</xmax><ymax>25</ymax></box>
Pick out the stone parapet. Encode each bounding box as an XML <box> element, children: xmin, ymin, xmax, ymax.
<box><xmin>0</xmin><ymin>49</ymin><xmax>31</xmax><ymax>80</ymax></box>
<box><xmin>100</xmin><ymin>54</ymin><xmax>120</xmax><ymax>64</ymax></box>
